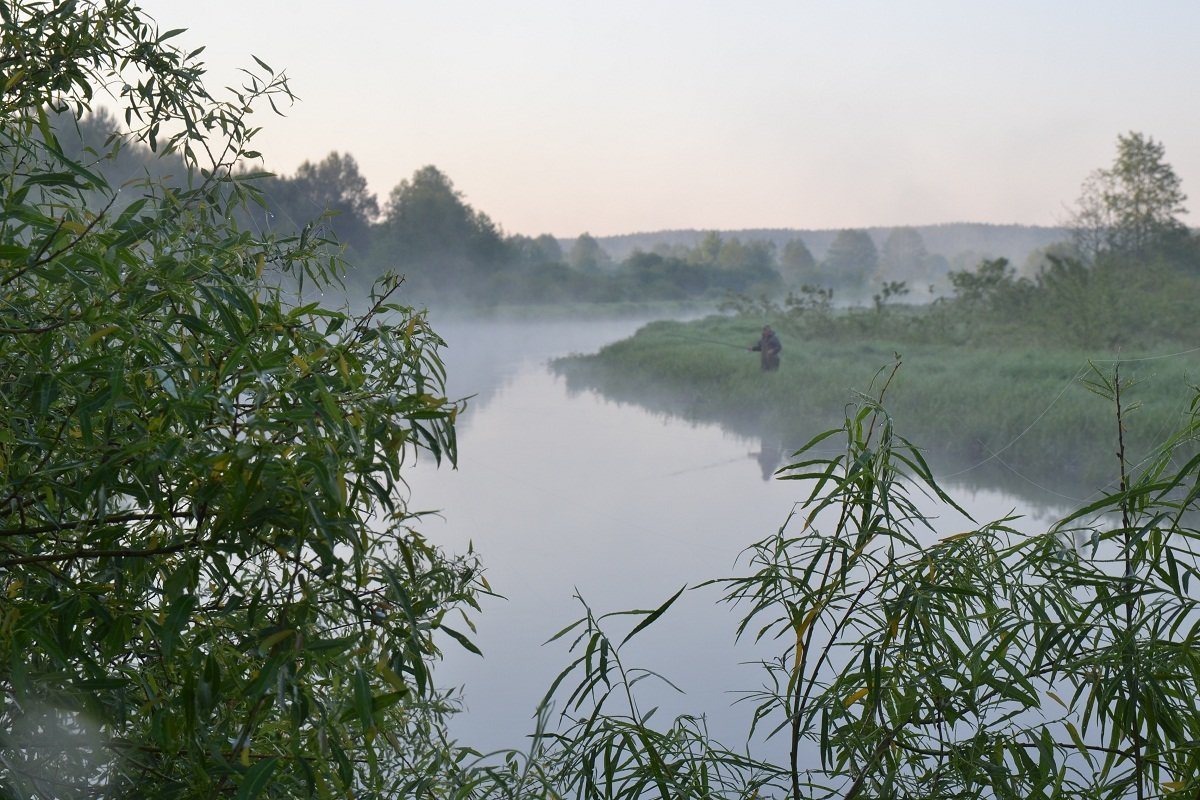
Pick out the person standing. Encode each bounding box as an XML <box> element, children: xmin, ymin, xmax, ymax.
<box><xmin>751</xmin><ymin>325</ymin><xmax>782</xmax><ymax>371</ymax></box>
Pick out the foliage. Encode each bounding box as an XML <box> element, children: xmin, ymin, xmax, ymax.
<box><xmin>938</xmin><ymin>251</ymin><xmax>1200</xmax><ymax>351</ymax></box>
<box><xmin>547</xmin><ymin>352</ymin><xmax>1200</xmax><ymax>798</ymax></box>
<box><xmin>367</xmin><ymin>165</ymin><xmax>508</xmax><ymax>299</ymax></box>
<box><xmin>715</xmin><ymin>237</ymin><xmax>776</xmax><ymax>273</ymax></box>
<box><xmin>621</xmin><ymin>249</ymin><xmax>780</xmax><ymax>300</ymax></box>
<box><xmin>947</xmin><ymin>258</ymin><xmax>1030</xmax><ymax>310</ymax></box>
<box><xmin>12</xmin><ymin>6</ymin><xmax>1200</xmax><ymax>799</ymax></box>
<box><xmin>50</xmin><ymin>107</ymin><xmax>183</xmax><ymax>208</ymax></box>
<box><xmin>872</xmin><ymin>281</ymin><xmax>910</xmax><ymax>313</ymax></box>
<box><xmin>525</xmin><ymin>594</ymin><xmax>785</xmax><ymax>798</ymax></box>
<box><xmin>510</xmin><ymin>233</ymin><xmax>565</xmax><ymax>267</ymax></box>
<box><xmin>1070</xmin><ymin>132</ymin><xmax>1190</xmax><ymax>264</ymax></box>
<box><xmin>780</xmin><ymin>238</ymin><xmax>818</xmax><ymax>286</ymax></box>
<box><xmin>879</xmin><ymin>228</ymin><xmax>932</xmax><ymax>288</ymax></box>
<box><xmin>787</xmin><ymin>285</ymin><xmax>835</xmax><ymax>317</ymax></box>
<box><xmin>713</xmin><ymin>362</ymin><xmax>1200</xmax><ymax>798</ymax></box>
<box><xmin>258</xmin><ymin>151</ymin><xmax>380</xmax><ymax>256</ymax></box>
<box><xmin>1</xmin><ymin>3</ymin><xmax>481</xmax><ymax>797</ymax></box>
<box><xmin>819</xmin><ymin>230</ymin><xmax>879</xmax><ymax>293</ymax></box>
<box><xmin>71</xmin><ymin>129</ymin><xmax>1082</xmax><ymax>311</ymax></box>
<box><xmin>568</xmin><ymin>232</ymin><xmax>613</xmax><ymax>273</ymax></box>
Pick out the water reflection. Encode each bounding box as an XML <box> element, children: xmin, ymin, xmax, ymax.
<box><xmin>405</xmin><ymin>317</ymin><xmax>1077</xmax><ymax>761</ymax></box>
<box><xmin>751</xmin><ymin>438</ymin><xmax>786</xmax><ymax>481</ymax></box>
<box><xmin>435</xmin><ymin>316</ymin><xmax>661</xmax><ymax>413</ymax></box>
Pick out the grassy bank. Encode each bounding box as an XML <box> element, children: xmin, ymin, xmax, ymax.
<box><xmin>554</xmin><ymin>315</ymin><xmax>1200</xmax><ymax>499</ymax></box>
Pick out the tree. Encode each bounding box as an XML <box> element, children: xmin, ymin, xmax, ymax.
<box><xmin>948</xmin><ymin>257</ymin><xmax>1022</xmax><ymax>308</ymax></box>
<box><xmin>779</xmin><ymin>237</ymin><xmax>817</xmax><ymax>285</ymax></box>
<box><xmin>1022</xmin><ymin>239</ymin><xmax>1080</xmax><ymax>278</ymax></box>
<box><xmin>509</xmin><ymin>232</ymin><xmax>564</xmax><ymax>267</ymax></box>
<box><xmin>818</xmin><ymin>229</ymin><xmax>878</xmax><ymax>291</ymax></box>
<box><xmin>53</xmin><ymin>107</ymin><xmax>182</xmax><ymax>197</ymax></box>
<box><xmin>621</xmin><ymin>250</ymin><xmax>707</xmax><ymax>298</ymax></box>
<box><xmin>1069</xmin><ymin>169</ymin><xmax>1117</xmax><ymax>264</ymax></box>
<box><xmin>1070</xmin><ymin>132</ymin><xmax>1189</xmax><ymax>263</ymax></box>
<box><xmin>879</xmin><ymin>227</ymin><xmax>930</xmax><ymax>285</ymax></box>
<box><xmin>567</xmin><ymin>232</ymin><xmax>611</xmax><ymax>273</ymax></box>
<box><xmin>371</xmin><ymin>165</ymin><xmax>507</xmax><ymax>297</ymax></box>
<box><xmin>270</xmin><ymin>151</ymin><xmax>379</xmax><ymax>256</ymax></box>
<box><xmin>1</xmin><ymin>4</ymin><xmax>480</xmax><ymax>796</ymax></box>
<box><xmin>687</xmin><ymin>231</ymin><xmax>724</xmax><ymax>266</ymax></box>
<box><xmin>716</xmin><ymin>237</ymin><xmax>775</xmax><ymax>272</ymax></box>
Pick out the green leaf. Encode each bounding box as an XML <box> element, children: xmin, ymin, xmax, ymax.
<box><xmin>353</xmin><ymin>667</ymin><xmax>374</xmax><ymax>734</ymax></box>
<box><xmin>618</xmin><ymin>585</ymin><xmax>686</xmax><ymax>647</ymax></box>
<box><xmin>236</xmin><ymin>757</ymin><xmax>279</xmax><ymax>800</ymax></box>
<box><xmin>438</xmin><ymin>625</ymin><xmax>482</xmax><ymax>656</ymax></box>
<box><xmin>251</xmin><ymin>54</ymin><xmax>274</xmax><ymax>74</ymax></box>
<box><xmin>0</xmin><ymin>244</ymin><xmax>31</xmax><ymax>260</ymax></box>
<box><xmin>160</xmin><ymin>594</ymin><xmax>197</xmax><ymax>658</ymax></box>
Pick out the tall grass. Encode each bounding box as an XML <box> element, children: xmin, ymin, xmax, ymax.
<box><xmin>554</xmin><ymin>317</ymin><xmax>1200</xmax><ymax>499</ymax></box>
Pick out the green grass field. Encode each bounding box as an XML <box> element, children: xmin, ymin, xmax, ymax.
<box><xmin>554</xmin><ymin>315</ymin><xmax>1200</xmax><ymax>500</ymax></box>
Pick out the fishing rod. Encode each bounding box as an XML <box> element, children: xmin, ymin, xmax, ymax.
<box><xmin>658</xmin><ymin>332</ymin><xmax>750</xmax><ymax>350</ymax></box>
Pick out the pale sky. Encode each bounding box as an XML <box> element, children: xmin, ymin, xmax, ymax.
<box><xmin>133</xmin><ymin>1</ymin><xmax>1200</xmax><ymax>238</ymax></box>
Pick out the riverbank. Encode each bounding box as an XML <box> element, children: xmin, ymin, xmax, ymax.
<box><xmin>553</xmin><ymin>316</ymin><xmax>1200</xmax><ymax>499</ymax></box>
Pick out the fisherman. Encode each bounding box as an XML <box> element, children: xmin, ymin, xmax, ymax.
<box><xmin>750</xmin><ymin>325</ymin><xmax>782</xmax><ymax>371</ymax></box>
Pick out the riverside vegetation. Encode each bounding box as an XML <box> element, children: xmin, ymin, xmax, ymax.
<box><xmin>5</xmin><ymin>3</ymin><xmax>1200</xmax><ymax>798</ymax></box>
<box><xmin>556</xmin><ymin>134</ymin><xmax>1200</xmax><ymax>500</ymax></box>
<box><xmin>553</xmin><ymin>315</ymin><xmax>1197</xmax><ymax>501</ymax></box>
<box><xmin>556</xmin><ymin>246</ymin><xmax>1200</xmax><ymax>500</ymax></box>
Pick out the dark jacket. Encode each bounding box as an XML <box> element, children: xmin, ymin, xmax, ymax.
<box><xmin>751</xmin><ymin>328</ymin><xmax>782</xmax><ymax>371</ymax></box>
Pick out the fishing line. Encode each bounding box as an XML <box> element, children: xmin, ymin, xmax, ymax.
<box><xmin>1073</xmin><ymin>383</ymin><xmax>1200</xmax><ymax>506</ymax></box>
<box><xmin>658</xmin><ymin>332</ymin><xmax>752</xmax><ymax>350</ymax></box>
<box><xmin>983</xmin><ymin>446</ymin><xmax>1087</xmax><ymax>504</ymax></box>
<box><xmin>941</xmin><ymin>362</ymin><xmax>1092</xmax><ymax>480</ymax></box>
<box><xmin>665</xmin><ymin>454</ymin><xmax>751</xmax><ymax>477</ymax></box>
<box><xmin>1090</xmin><ymin>345</ymin><xmax>1200</xmax><ymax>363</ymax></box>
<box><xmin>941</xmin><ymin>345</ymin><xmax>1200</xmax><ymax>486</ymax></box>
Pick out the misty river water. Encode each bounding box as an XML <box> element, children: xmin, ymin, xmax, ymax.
<box><xmin>404</xmin><ymin>316</ymin><xmax>1074</xmax><ymax>763</ymax></box>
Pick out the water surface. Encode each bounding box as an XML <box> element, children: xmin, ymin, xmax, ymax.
<box><xmin>407</xmin><ymin>317</ymin><xmax>1072</xmax><ymax>759</ymax></box>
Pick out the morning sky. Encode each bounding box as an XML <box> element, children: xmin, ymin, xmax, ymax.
<box><xmin>133</xmin><ymin>1</ymin><xmax>1200</xmax><ymax>238</ymax></box>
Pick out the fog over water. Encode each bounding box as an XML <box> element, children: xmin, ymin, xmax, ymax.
<box><xmin>405</xmin><ymin>316</ymin><xmax>1073</xmax><ymax>759</ymax></box>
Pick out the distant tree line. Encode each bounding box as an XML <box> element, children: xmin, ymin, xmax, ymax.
<box><xmin>58</xmin><ymin>116</ymin><xmax>1196</xmax><ymax>311</ymax></box>
<box><xmin>47</xmin><ymin>117</ymin><xmax>997</xmax><ymax>306</ymax></box>
<box><xmin>234</xmin><ymin>151</ymin><xmax>963</xmax><ymax>306</ymax></box>
<box><xmin>726</xmin><ymin>132</ymin><xmax>1200</xmax><ymax>353</ymax></box>
<box><xmin>248</xmin><ymin>158</ymin><xmax>796</xmax><ymax>304</ymax></box>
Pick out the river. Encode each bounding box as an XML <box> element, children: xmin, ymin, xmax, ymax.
<box><xmin>403</xmin><ymin>315</ymin><xmax>1073</xmax><ymax>762</ymax></box>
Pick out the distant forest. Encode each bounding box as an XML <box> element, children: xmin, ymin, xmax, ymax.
<box><xmin>64</xmin><ymin>109</ymin><xmax>1077</xmax><ymax>307</ymax></box>
<box><xmin>593</xmin><ymin>225</ymin><xmax>1070</xmax><ymax>270</ymax></box>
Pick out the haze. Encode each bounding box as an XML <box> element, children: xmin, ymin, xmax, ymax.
<box><xmin>135</xmin><ymin>1</ymin><xmax>1200</xmax><ymax>237</ymax></box>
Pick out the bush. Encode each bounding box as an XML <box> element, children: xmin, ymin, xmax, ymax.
<box><xmin>1</xmin><ymin>4</ymin><xmax>480</xmax><ymax>796</ymax></box>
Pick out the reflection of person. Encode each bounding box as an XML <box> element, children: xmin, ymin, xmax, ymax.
<box><xmin>750</xmin><ymin>325</ymin><xmax>782</xmax><ymax>371</ymax></box>
<box><xmin>750</xmin><ymin>439</ymin><xmax>783</xmax><ymax>481</ymax></box>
